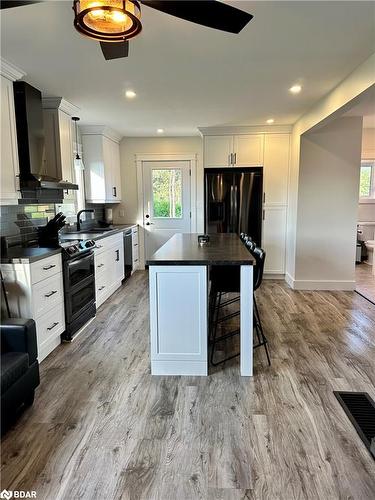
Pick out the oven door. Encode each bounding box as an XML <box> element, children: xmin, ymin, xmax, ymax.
<box><xmin>66</xmin><ymin>251</ymin><xmax>94</xmax><ymax>288</ymax></box>
<box><xmin>66</xmin><ymin>276</ymin><xmax>95</xmax><ymax>323</ymax></box>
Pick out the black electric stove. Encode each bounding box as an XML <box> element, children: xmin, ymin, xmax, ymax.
<box><xmin>60</xmin><ymin>239</ymin><xmax>97</xmax><ymax>341</ymax></box>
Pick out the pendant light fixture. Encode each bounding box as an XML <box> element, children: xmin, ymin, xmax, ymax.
<box><xmin>72</xmin><ymin>116</ymin><xmax>81</xmax><ymax>160</ymax></box>
<box><xmin>73</xmin><ymin>0</ymin><xmax>142</xmax><ymax>42</ymax></box>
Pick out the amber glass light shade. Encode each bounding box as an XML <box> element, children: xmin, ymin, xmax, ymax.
<box><xmin>73</xmin><ymin>0</ymin><xmax>142</xmax><ymax>41</ymax></box>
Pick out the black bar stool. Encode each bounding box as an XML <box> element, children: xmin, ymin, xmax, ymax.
<box><xmin>209</xmin><ymin>242</ymin><xmax>271</xmax><ymax>367</ymax></box>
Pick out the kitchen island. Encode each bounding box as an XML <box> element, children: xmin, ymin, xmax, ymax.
<box><xmin>147</xmin><ymin>233</ymin><xmax>255</xmax><ymax>376</ymax></box>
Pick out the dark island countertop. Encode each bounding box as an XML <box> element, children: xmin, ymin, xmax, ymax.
<box><xmin>147</xmin><ymin>233</ymin><xmax>255</xmax><ymax>266</ymax></box>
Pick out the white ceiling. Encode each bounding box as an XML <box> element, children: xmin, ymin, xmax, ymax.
<box><xmin>1</xmin><ymin>1</ymin><xmax>374</xmax><ymax>136</ymax></box>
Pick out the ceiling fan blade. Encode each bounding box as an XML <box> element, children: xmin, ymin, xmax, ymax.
<box><xmin>100</xmin><ymin>41</ymin><xmax>129</xmax><ymax>60</ymax></box>
<box><xmin>141</xmin><ymin>0</ymin><xmax>253</xmax><ymax>34</ymax></box>
<box><xmin>0</xmin><ymin>1</ymin><xmax>41</xmax><ymax>9</ymax></box>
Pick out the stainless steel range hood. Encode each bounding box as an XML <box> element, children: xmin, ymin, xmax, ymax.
<box><xmin>13</xmin><ymin>81</ymin><xmax>79</xmax><ymax>195</ymax></box>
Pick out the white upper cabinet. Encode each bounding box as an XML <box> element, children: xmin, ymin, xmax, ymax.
<box><xmin>263</xmin><ymin>134</ymin><xmax>290</xmax><ymax>205</ymax></box>
<box><xmin>204</xmin><ymin>134</ymin><xmax>264</xmax><ymax>167</ymax></box>
<box><xmin>0</xmin><ymin>60</ymin><xmax>25</xmax><ymax>205</ymax></box>
<box><xmin>204</xmin><ymin>135</ymin><xmax>233</xmax><ymax>167</ymax></box>
<box><xmin>233</xmin><ymin>134</ymin><xmax>264</xmax><ymax>166</ymax></box>
<box><xmin>81</xmin><ymin>126</ymin><xmax>122</xmax><ymax>204</ymax></box>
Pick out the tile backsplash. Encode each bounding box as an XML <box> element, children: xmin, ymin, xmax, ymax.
<box><xmin>0</xmin><ymin>202</ymin><xmax>105</xmax><ymax>248</ymax></box>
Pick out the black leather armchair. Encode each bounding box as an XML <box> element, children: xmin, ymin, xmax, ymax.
<box><xmin>1</xmin><ymin>319</ymin><xmax>40</xmax><ymax>434</ymax></box>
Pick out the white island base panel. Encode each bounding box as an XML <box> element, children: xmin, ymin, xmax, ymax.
<box><xmin>149</xmin><ymin>264</ymin><xmax>253</xmax><ymax>376</ymax></box>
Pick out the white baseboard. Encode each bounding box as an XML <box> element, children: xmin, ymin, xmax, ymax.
<box><xmin>151</xmin><ymin>360</ymin><xmax>208</xmax><ymax>376</ymax></box>
<box><xmin>285</xmin><ymin>273</ymin><xmax>355</xmax><ymax>291</ymax></box>
<box><xmin>285</xmin><ymin>272</ymin><xmax>294</xmax><ymax>288</ymax></box>
<box><xmin>264</xmin><ymin>273</ymin><xmax>285</xmax><ymax>280</ymax></box>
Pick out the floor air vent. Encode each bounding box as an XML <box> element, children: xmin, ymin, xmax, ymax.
<box><xmin>334</xmin><ymin>391</ymin><xmax>375</xmax><ymax>459</ymax></box>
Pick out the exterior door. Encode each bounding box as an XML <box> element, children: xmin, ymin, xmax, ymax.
<box><xmin>143</xmin><ymin>161</ymin><xmax>191</xmax><ymax>260</ymax></box>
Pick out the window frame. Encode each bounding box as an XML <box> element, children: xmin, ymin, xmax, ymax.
<box><xmin>359</xmin><ymin>160</ymin><xmax>375</xmax><ymax>204</ymax></box>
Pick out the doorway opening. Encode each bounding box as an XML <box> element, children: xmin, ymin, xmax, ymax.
<box><xmin>347</xmin><ymin>93</ymin><xmax>375</xmax><ymax>303</ymax></box>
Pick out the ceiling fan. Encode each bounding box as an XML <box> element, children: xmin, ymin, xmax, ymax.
<box><xmin>1</xmin><ymin>1</ymin><xmax>253</xmax><ymax>60</ymax></box>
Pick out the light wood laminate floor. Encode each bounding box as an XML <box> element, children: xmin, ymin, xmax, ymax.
<box><xmin>356</xmin><ymin>262</ymin><xmax>375</xmax><ymax>304</ymax></box>
<box><xmin>1</xmin><ymin>271</ymin><xmax>375</xmax><ymax>500</ymax></box>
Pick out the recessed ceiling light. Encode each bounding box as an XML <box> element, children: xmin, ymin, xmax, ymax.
<box><xmin>289</xmin><ymin>84</ymin><xmax>302</xmax><ymax>94</ymax></box>
<box><xmin>266</xmin><ymin>118</ymin><xmax>274</xmax><ymax>124</ymax></box>
<box><xmin>125</xmin><ymin>90</ymin><xmax>136</xmax><ymax>99</ymax></box>
<box><xmin>157</xmin><ymin>128</ymin><xmax>164</xmax><ymax>134</ymax></box>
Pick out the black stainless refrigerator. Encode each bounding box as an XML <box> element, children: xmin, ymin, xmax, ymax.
<box><xmin>205</xmin><ymin>167</ymin><xmax>263</xmax><ymax>245</ymax></box>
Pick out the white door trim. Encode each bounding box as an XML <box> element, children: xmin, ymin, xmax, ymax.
<box><xmin>136</xmin><ymin>153</ymin><xmax>197</xmax><ymax>269</ymax></box>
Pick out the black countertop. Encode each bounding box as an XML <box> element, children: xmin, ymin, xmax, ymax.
<box><xmin>59</xmin><ymin>224</ymin><xmax>137</xmax><ymax>242</ymax></box>
<box><xmin>1</xmin><ymin>224</ymin><xmax>137</xmax><ymax>264</ymax></box>
<box><xmin>147</xmin><ymin>233</ymin><xmax>255</xmax><ymax>266</ymax></box>
<box><xmin>0</xmin><ymin>247</ymin><xmax>62</xmax><ymax>264</ymax></box>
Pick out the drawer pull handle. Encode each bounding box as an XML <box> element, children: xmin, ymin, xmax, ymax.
<box><xmin>43</xmin><ymin>264</ymin><xmax>56</xmax><ymax>270</ymax></box>
<box><xmin>134</xmin><ymin>259</ymin><xmax>139</xmax><ymax>263</ymax></box>
<box><xmin>98</xmin><ymin>285</ymin><xmax>105</xmax><ymax>291</ymax></box>
<box><xmin>47</xmin><ymin>322</ymin><xmax>59</xmax><ymax>331</ymax></box>
<box><xmin>134</xmin><ymin>243</ymin><xmax>138</xmax><ymax>247</ymax></box>
<box><xmin>97</xmin><ymin>263</ymin><xmax>104</xmax><ymax>268</ymax></box>
<box><xmin>45</xmin><ymin>290</ymin><xmax>58</xmax><ymax>298</ymax></box>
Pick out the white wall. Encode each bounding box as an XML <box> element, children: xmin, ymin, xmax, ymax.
<box><xmin>286</xmin><ymin>53</ymin><xmax>375</xmax><ymax>285</ymax></box>
<box><xmin>292</xmin><ymin>117</ymin><xmax>363</xmax><ymax>289</ymax></box>
<box><xmin>113</xmin><ymin>136</ymin><xmax>203</xmax><ymax>229</ymax></box>
<box><xmin>362</xmin><ymin>128</ymin><xmax>375</xmax><ymax>159</ymax></box>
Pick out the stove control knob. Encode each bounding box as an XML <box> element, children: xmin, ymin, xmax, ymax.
<box><xmin>85</xmin><ymin>240</ymin><xmax>95</xmax><ymax>248</ymax></box>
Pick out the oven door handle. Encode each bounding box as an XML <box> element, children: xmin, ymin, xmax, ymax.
<box><xmin>67</xmin><ymin>251</ymin><xmax>94</xmax><ymax>266</ymax></box>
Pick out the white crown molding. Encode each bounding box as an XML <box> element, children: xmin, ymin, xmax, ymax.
<box><xmin>198</xmin><ymin>125</ymin><xmax>292</xmax><ymax>136</ymax></box>
<box><xmin>42</xmin><ymin>96</ymin><xmax>80</xmax><ymax>116</ymax></box>
<box><xmin>0</xmin><ymin>58</ymin><xmax>25</xmax><ymax>81</ymax></box>
<box><xmin>80</xmin><ymin>125</ymin><xmax>122</xmax><ymax>143</ymax></box>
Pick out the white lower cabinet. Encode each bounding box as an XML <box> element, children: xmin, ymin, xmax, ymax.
<box><xmin>95</xmin><ymin>233</ymin><xmax>124</xmax><ymax>308</ymax></box>
<box><xmin>1</xmin><ymin>254</ymin><xmax>65</xmax><ymax>362</ymax></box>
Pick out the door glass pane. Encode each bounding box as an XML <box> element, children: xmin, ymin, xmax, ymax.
<box><xmin>152</xmin><ymin>169</ymin><xmax>182</xmax><ymax>218</ymax></box>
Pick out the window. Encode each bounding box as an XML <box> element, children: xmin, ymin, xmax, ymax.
<box><xmin>152</xmin><ymin>169</ymin><xmax>182</xmax><ymax>218</ymax></box>
<box><xmin>359</xmin><ymin>161</ymin><xmax>375</xmax><ymax>201</ymax></box>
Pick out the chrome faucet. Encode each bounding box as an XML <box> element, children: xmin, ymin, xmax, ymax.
<box><xmin>76</xmin><ymin>209</ymin><xmax>94</xmax><ymax>232</ymax></box>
